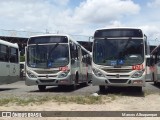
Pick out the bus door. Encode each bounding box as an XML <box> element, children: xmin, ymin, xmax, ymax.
<box><xmin>81</xmin><ymin>50</ymin><xmax>88</xmax><ymax>82</ymax></box>
<box><xmin>9</xmin><ymin>47</ymin><xmax>19</xmax><ymax>82</ymax></box>
<box><xmin>70</xmin><ymin>42</ymin><xmax>79</xmax><ymax>82</ymax></box>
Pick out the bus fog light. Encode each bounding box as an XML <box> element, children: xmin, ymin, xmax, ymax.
<box><xmin>59</xmin><ymin>80</ymin><xmax>68</xmax><ymax>83</ymax></box>
<box><xmin>93</xmin><ymin>68</ymin><xmax>105</xmax><ymax>77</ymax></box>
<box><xmin>131</xmin><ymin>69</ymin><xmax>144</xmax><ymax>78</ymax></box>
<box><xmin>133</xmin><ymin>80</ymin><xmax>143</xmax><ymax>84</ymax></box>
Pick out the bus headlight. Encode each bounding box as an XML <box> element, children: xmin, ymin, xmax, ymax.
<box><xmin>58</xmin><ymin>71</ymin><xmax>69</xmax><ymax>78</ymax></box>
<box><xmin>92</xmin><ymin>68</ymin><xmax>105</xmax><ymax>77</ymax></box>
<box><xmin>131</xmin><ymin>69</ymin><xmax>145</xmax><ymax>78</ymax></box>
<box><xmin>27</xmin><ymin>71</ymin><xmax>37</xmax><ymax>78</ymax></box>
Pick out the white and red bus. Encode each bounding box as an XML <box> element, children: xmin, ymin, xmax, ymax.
<box><xmin>25</xmin><ymin>34</ymin><xmax>91</xmax><ymax>91</ymax></box>
<box><xmin>92</xmin><ymin>27</ymin><xmax>149</xmax><ymax>92</ymax></box>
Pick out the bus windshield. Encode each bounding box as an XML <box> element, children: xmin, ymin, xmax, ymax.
<box><xmin>27</xmin><ymin>44</ymin><xmax>69</xmax><ymax>68</ymax></box>
<box><xmin>93</xmin><ymin>39</ymin><xmax>144</xmax><ymax>66</ymax></box>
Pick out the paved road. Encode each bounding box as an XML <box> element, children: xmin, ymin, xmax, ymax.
<box><xmin>0</xmin><ymin>80</ymin><xmax>160</xmax><ymax>98</ymax></box>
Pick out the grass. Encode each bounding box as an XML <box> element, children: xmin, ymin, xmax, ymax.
<box><xmin>0</xmin><ymin>95</ymin><xmax>109</xmax><ymax>106</ymax></box>
<box><xmin>0</xmin><ymin>94</ymin><xmax>119</xmax><ymax>106</ymax></box>
<box><xmin>3</xmin><ymin>91</ymin><xmax>156</xmax><ymax>106</ymax></box>
<box><xmin>4</xmin><ymin>92</ymin><xmax>155</xmax><ymax>106</ymax></box>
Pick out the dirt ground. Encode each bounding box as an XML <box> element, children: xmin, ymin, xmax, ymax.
<box><xmin>1</xmin><ymin>94</ymin><xmax>160</xmax><ymax>120</ymax></box>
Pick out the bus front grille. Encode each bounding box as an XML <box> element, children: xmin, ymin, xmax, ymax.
<box><xmin>34</xmin><ymin>70</ymin><xmax>60</xmax><ymax>74</ymax></box>
<box><xmin>38</xmin><ymin>75</ymin><xmax>57</xmax><ymax>77</ymax></box>
<box><xmin>108</xmin><ymin>79</ymin><xmax>128</xmax><ymax>83</ymax></box>
<box><xmin>102</xmin><ymin>69</ymin><xmax>132</xmax><ymax>73</ymax></box>
<box><xmin>106</xmin><ymin>75</ymin><xmax>130</xmax><ymax>78</ymax></box>
<box><xmin>39</xmin><ymin>79</ymin><xmax>56</xmax><ymax>83</ymax></box>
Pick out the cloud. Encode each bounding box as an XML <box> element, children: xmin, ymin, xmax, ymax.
<box><xmin>140</xmin><ymin>25</ymin><xmax>160</xmax><ymax>45</ymax></box>
<box><xmin>73</xmin><ymin>0</ymin><xmax>140</xmax><ymax>24</ymax></box>
<box><xmin>0</xmin><ymin>0</ymin><xmax>159</xmax><ymax>43</ymax></box>
<box><xmin>147</xmin><ymin>0</ymin><xmax>160</xmax><ymax>8</ymax></box>
<box><xmin>0</xmin><ymin>0</ymin><xmax>140</xmax><ymax>35</ymax></box>
<box><xmin>105</xmin><ymin>21</ymin><xmax>125</xmax><ymax>28</ymax></box>
<box><xmin>0</xmin><ymin>0</ymin><xmax>71</xmax><ymax>32</ymax></box>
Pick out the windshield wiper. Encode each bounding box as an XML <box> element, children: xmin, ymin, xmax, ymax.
<box><xmin>118</xmin><ymin>38</ymin><xmax>132</xmax><ymax>59</ymax></box>
<box><xmin>46</xmin><ymin>43</ymin><xmax>59</xmax><ymax>68</ymax></box>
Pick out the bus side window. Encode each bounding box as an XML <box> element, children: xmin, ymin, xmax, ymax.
<box><xmin>82</xmin><ymin>50</ymin><xmax>86</xmax><ymax>63</ymax></box>
<box><xmin>0</xmin><ymin>44</ymin><xmax>9</xmax><ymax>62</ymax></box>
<box><xmin>10</xmin><ymin>47</ymin><xmax>18</xmax><ymax>63</ymax></box>
<box><xmin>70</xmin><ymin>43</ymin><xmax>76</xmax><ymax>64</ymax></box>
<box><xmin>73</xmin><ymin>44</ymin><xmax>79</xmax><ymax>60</ymax></box>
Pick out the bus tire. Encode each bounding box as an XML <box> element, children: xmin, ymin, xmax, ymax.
<box><xmin>154</xmin><ymin>81</ymin><xmax>158</xmax><ymax>85</ymax></box>
<box><xmin>86</xmin><ymin>73</ymin><xmax>90</xmax><ymax>85</ymax></box>
<box><xmin>81</xmin><ymin>73</ymin><xmax>89</xmax><ymax>86</ymax></box>
<box><xmin>38</xmin><ymin>85</ymin><xmax>46</xmax><ymax>92</ymax></box>
<box><xmin>75</xmin><ymin>73</ymin><xmax>79</xmax><ymax>84</ymax></box>
<box><xmin>99</xmin><ymin>85</ymin><xmax>105</xmax><ymax>93</ymax></box>
<box><xmin>152</xmin><ymin>74</ymin><xmax>157</xmax><ymax>85</ymax></box>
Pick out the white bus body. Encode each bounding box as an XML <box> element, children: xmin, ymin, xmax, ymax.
<box><xmin>25</xmin><ymin>34</ymin><xmax>91</xmax><ymax>91</ymax></box>
<box><xmin>0</xmin><ymin>39</ymin><xmax>20</xmax><ymax>85</ymax></box>
<box><xmin>92</xmin><ymin>28</ymin><xmax>149</xmax><ymax>92</ymax></box>
<box><xmin>150</xmin><ymin>45</ymin><xmax>160</xmax><ymax>85</ymax></box>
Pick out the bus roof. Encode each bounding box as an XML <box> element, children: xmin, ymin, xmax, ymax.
<box><xmin>95</xmin><ymin>27</ymin><xmax>142</xmax><ymax>31</ymax></box>
<box><xmin>0</xmin><ymin>39</ymin><xmax>18</xmax><ymax>48</ymax></box>
<box><xmin>30</xmin><ymin>34</ymin><xmax>71</xmax><ymax>38</ymax></box>
<box><xmin>28</xmin><ymin>34</ymin><xmax>92</xmax><ymax>57</ymax></box>
<box><xmin>29</xmin><ymin>34</ymin><xmax>78</xmax><ymax>44</ymax></box>
<box><xmin>94</xmin><ymin>27</ymin><xmax>144</xmax><ymax>38</ymax></box>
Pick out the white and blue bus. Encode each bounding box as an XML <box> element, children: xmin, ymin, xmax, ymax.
<box><xmin>0</xmin><ymin>39</ymin><xmax>20</xmax><ymax>85</ymax></box>
<box><xmin>25</xmin><ymin>34</ymin><xmax>91</xmax><ymax>91</ymax></box>
<box><xmin>92</xmin><ymin>27</ymin><xmax>149</xmax><ymax>92</ymax></box>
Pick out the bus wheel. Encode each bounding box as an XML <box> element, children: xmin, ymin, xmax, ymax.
<box><xmin>81</xmin><ymin>73</ymin><xmax>89</xmax><ymax>86</ymax></box>
<box><xmin>152</xmin><ymin>74</ymin><xmax>157</xmax><ymax>85</ymax></box>
<box><xmin>154</xmin><ymin>81</ymin><xmax>158</xmax><ymax>85</ymax></box>
<box><xmin>99</xmin><ymin>85</ymin><xmax>105</xmax><ymax>93</ymax></box>
<box><xmin>85</xmin><ymin>73</ymin><xmax>89</xmax><ymax>86</ymax></box>
<box><xmin>38</xmin><ymin>85</ymin><xmax>46</xmax><ymax>92</ymax></box>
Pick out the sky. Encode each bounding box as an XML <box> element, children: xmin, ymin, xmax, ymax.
<box><xmin>0</xmin><ymin>0</ymin><xmax>160</xmax><ymax>45</ymax></box>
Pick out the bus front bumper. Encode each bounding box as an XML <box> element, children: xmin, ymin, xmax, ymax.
<box><xmin>25</xmin><ymin>75</ymin><xmax>72</xmax><ymax>86</ymax></box>
<box><xmin>92</xmin><ymin>74</ymin><xmax>145</xmax><ymax>87</ymax></box>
